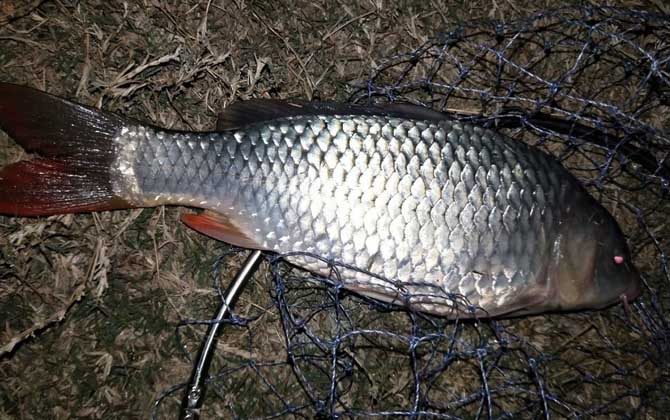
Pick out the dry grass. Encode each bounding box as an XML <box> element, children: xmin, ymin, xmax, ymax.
<box><xmin>1</xmin><ymin>0</ymin><xmax>668</xmax><ymax>419</ymax></box>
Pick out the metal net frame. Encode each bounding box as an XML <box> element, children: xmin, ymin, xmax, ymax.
<box><xmin>153</xmin><ymin>6</ymin><xmax>670</xmax><ymax>418</ymax></box>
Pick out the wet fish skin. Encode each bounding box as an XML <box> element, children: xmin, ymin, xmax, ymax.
<box><xmin>0</xmin><ymin>84</ymin><xmax>641</xmax><ymax>317</ymax></box>
<box><xmin>110</xmin><ymin>112</ymin><xmax>638</xmax><ymax>317</ymax></box>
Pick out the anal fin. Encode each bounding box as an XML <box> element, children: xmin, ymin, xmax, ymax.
<box><xmin>181</xmin><ymin>210</ymin><xmax>264</xmax><ymax>250</ymax></box>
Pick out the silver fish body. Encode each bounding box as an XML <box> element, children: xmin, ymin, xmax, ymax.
<box><xmin>0</xmin><ymin>84</ymin><xmax>641</xmax><ymax>317</ymax></box>
<box><xmin>109</xmin><ymin>112</ymin><xmax>639</xmax><ymax>317</ymax></box>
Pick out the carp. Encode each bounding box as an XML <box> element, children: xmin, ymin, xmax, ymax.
<box><xmin>0</xmin><ymin>83</ymin><xmax>641</xmax><ymax>317</ymax></box>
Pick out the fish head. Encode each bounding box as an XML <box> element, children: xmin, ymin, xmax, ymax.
<box><xmin>553</xmin><ymin>198</ymin><xmax>642</xmax><ymax>311</ymax></box>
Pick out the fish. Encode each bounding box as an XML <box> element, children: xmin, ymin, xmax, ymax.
<box><xmin>0</xmin><ymin>83</ymin><xmax>641</xmax><ymax>318</ymax></box>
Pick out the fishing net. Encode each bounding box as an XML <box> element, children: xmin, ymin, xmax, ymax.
<box><xmin>1</xmin><ymin>3</ymin><xmax>668</xmax><ymax>419</ymax></box>
<box><xmin>148</xmin><ymin>6</ymin><xmax>670</xmax><ymax>419</ymax></box>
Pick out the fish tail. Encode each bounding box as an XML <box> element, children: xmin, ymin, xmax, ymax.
<box><xmin>0</xmin><ymin>83</ymin><xmax>132</xmax><ymax>216</ymax></box>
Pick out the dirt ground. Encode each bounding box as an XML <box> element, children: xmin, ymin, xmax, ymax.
<box><xmin>1</xmin><ymin>1</ymin><xmax>669</xmax><ymax>419</ymax></box>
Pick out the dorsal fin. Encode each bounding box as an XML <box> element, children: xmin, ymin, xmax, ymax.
<box><xmin>216</xmin><ymin>99</ymin><xmax>448</xmax><ymax>131</ymax></box>
<box><xmin>374</xmin><ymin>103</ymin><xmax>450</xmax><ymax>122</ymax></box>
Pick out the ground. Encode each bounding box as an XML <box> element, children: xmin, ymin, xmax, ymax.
<box><xmin>0</xmin><ymin>1</ymin><xmax>669</xmax><ymax>419</ymax></box>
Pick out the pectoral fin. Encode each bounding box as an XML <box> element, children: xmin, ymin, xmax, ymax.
<box><xmin>181</xmin><ymin>211</ymin><xmax>265</xmax><ymax>250</ymax></box>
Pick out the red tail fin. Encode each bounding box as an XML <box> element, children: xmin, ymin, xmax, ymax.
<box><xmin>0</xmin><ymin>83</ymin><xmax>132</xmax><ymax>216</ymax></box>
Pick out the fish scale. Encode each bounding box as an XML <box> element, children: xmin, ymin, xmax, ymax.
<box><xmin>110</xmin><ymin>115</ymin><xmax>562</xmax><ymax>315</ymax></box>
<box><xmin>0</xmin><ymin>84</ymin><xmax>642</xmax><ymax>317</ymax></box>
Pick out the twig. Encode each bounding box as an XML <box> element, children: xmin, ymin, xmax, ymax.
<box><xmin>0</xmin><ymin>35</ymin><xmax>54</xmax><ymax>52</ymax></box>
